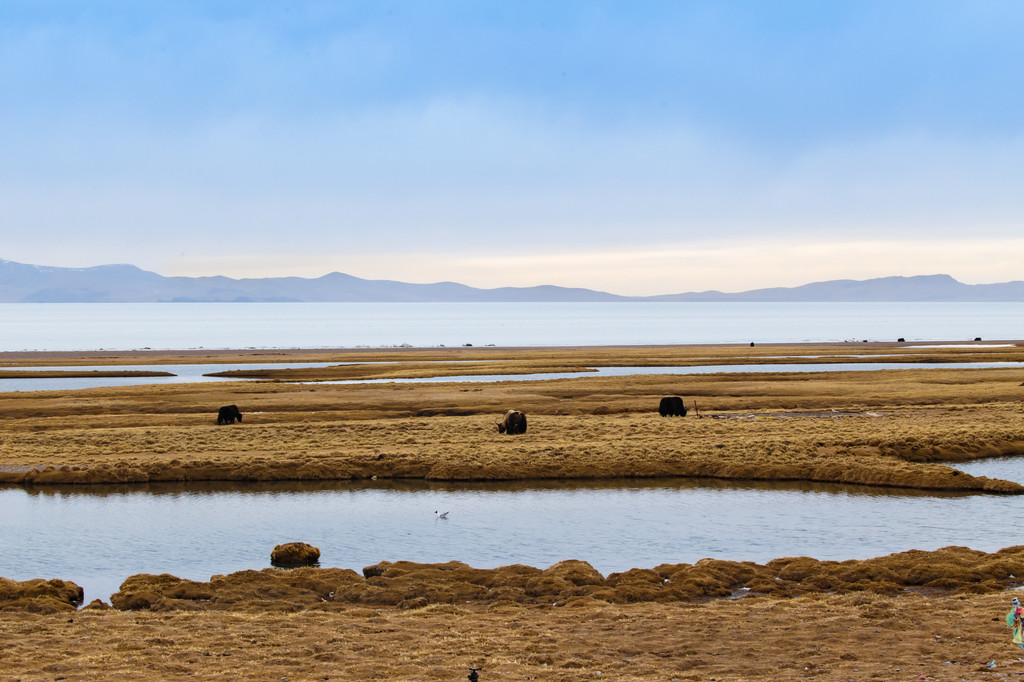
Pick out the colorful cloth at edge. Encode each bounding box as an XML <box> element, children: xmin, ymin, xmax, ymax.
<box><xmin>1007</xmin><ymin>604</ymin><xmax>1024</xmax><ymax>649</ymax></box>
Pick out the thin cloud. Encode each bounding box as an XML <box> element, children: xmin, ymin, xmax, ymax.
<box><xmin>2</xmin><ymin>2</ymin><xmax>1023</xmax><ymax>290</ymax></box>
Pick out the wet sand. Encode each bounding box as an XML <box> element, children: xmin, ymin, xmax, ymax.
<box><xmin>3</xmin><ymin>341</ymin><xmax>1024</xmax><ymax>679</ymax></box>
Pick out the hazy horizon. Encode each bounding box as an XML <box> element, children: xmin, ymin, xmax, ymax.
<box><xmin>6</xmin><ymin>256</ymin><xmax>1023</xmax><ymax>303</ymax></box>
<box><xmin>3</xmin><ymin>1</ymin><xmax>1023</xmax><ymax>295</ymax></box>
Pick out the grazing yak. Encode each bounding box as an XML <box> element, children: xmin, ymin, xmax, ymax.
<box><xmin>658</xmin><ymin>396</ymin><xmax>687</xmax><ymax>417</ymax></box>
<box><xmin>217</xmin><ymin>404</ymin><xmax>243</xmax><ymax>425</ymax></box>
<box><xmin>496</xmin><ymin>409</ymin><xmax>527</xmax><ymax>435</ymax></box>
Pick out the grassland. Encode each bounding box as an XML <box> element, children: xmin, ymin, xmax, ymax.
<box><xmin>4</xmin><ymin>578</ymin><xmax>1024</xmax><ymax>680</ymax></box>
<box><xmin>1</xmin><ymin>342</ymin><xmax>1022</xmax><ymax>492</ymax></box>
<box><xmin>2</xmin><ymin>341</ymin><xmax>1024</xmax><ymax>679</ymax></box>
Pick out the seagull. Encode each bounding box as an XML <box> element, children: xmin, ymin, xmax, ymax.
<box><xmin>435</xmin><ymin>510</ymin><xmax>449</xmax><ymax>519</ymax></box>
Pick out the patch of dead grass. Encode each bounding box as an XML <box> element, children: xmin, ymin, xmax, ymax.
<box><xmin>0</xmin><ymin>343</ymin><xmax>1021</xmax><ymax>493</ymax></box>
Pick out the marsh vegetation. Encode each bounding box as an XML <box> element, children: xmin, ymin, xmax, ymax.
<box><xmin>2</xmin><ymin>341</ymin><xmax>1023</xmax><ymax>679</ymax></box>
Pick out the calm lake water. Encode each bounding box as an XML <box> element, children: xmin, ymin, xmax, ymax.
<box><xmin>2</xmin><ymin>457</ymin><xmax>1023</xmax><ymax>604</ymax></box>
<box><xmin>1</xmin><ymin>301</ymin><xmax>1021</xmax><ymax>351</ymax></box>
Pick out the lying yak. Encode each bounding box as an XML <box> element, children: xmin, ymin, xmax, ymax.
<box><xmin>217</xmin><ymin>404</ymin><xmax>243</xmax><ymax>425</ymax></box>
<box><xmin>496</xmin><ymin>409</ymin><xmax>527</xmax><ymax>435</ymax></box>
<box><xmin>658</xmin><ymin>396</ymin><xmax>687</xmax><ymax>417</ymax></box>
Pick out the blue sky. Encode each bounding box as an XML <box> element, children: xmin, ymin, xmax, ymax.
<box><xmin>2</xmin><ymin>1</ymin><xmax>1023</xmax><ymax>295</ymax></box>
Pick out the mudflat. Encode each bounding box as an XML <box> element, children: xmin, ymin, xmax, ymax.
<box><xmin>2</xmin><ymin>341</ymin><xmax>1024</xmax><ymax>680</ymax></box>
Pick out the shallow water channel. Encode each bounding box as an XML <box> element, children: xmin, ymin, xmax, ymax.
<box><xmin>3</xmin><ymin>457</ymin><xmax>1024</xmax><ymax>604</ymax></box>
<box><xmin>0</xmin><ymin>362</ymin><xmax>336</xmax><ymax>392</ymax></box>
<box><xmin>1</xmin><ymin>360</ymin><xmax>1019</xmax><ymax>392</ymax></box>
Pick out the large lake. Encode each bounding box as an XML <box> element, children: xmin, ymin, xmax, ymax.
<box><xmin>2</xmin><ymin>457</ymin><xmax>1023</xmax><ymax>605</ymax></box>
<box><xmin>2</xmin><ymin>301</ymin><xmax>1021</xmax><ymax>351</ymax></box>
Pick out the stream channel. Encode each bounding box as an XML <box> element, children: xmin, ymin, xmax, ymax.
<box><xmin>2</xmin><ymin>458</ymin><xmax>1023</xmax><ymax>605</ymax></box>
<box><xmin>1</xmin><ymin>360</ymin><xmax>1020</xmax><ymax>392</ymax></box>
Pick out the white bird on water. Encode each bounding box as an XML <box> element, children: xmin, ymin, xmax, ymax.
<box><xmin>435</xmin><ymin>510</ymin><xmax>449</xmax><ymax>519</ymax></box>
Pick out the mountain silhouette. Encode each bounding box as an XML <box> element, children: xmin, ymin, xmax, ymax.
<box><xmin>1</xmin><ymin>259</ymin><xmax>1021</xmax><ymax>302</ymax></box>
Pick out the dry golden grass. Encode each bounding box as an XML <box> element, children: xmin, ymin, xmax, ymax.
<box><xmin>81</xmin><ymin>546</ymin><xmax>1024</xmax><ymax>613</ymax></box>
<box><xmin>2</xmin><ymin>587</ymin><xmax>1024</xmax><ymax>680</ymax></box>
<box><xmin>3</xmin><ymin>342</ymin><xmax>1024</xmax><ymax>679</ymax></box>
<box><xmin>1</xmin><ymin>343</ymin><xmax>1023</xmax><ymax>492</ymax></box>
<box><xmin>6</xmin><ymin>547</ymin><xmax>1024</xmax><ymax>679</ymax></box>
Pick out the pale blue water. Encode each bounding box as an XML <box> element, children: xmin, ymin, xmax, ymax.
<box><xmin>1</xmin><ymin>464</ymin><xmax>1023</xmax><ymax>604</ymax></box>
<box><xmin>1</xmin><ymin>301</ymin><xmax>1020</xmax><ymax>351</ymax></box>
<box><xmin>0</xmin><ymin>362</ymin><xmax>337</xmax><ymax>392</ymax></box>
<box><xmin>2</xmin><ymin>361</ymin><xmax>1020</xmax><ymax>393</ymax></box>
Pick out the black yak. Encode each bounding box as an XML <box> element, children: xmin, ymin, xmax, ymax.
<box><xmin>496</xmin><ymin>409</ymin><xmax>527</xmax><ymax>435</ymax></box>
<box><xmin>217</xmin><ymin>404</ymin><xmax>243</xmax><ymax>425</ymax></box>
<box><xmin>658</xmin><ymin>396</ymin><xmax>687</xmax><ymax>417</ymax></box>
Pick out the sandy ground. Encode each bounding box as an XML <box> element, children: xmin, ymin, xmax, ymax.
<box><xmin>3</xmin><ymin>342</ymin><xmax>1024</xmax><ymax>680</ymax></box>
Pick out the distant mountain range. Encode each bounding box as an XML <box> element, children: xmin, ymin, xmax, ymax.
<box><xmin>1</xmin><ymin>258</ymin><xmax>1022</xmax><ymax>303</ymax></box>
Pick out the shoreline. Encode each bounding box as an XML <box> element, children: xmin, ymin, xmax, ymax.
<box><xmin>9</xmin><ymin>544</ymin><xmax>1024</xmax><ymax>613</ymax></box>
<box><xmin>5</xmin><ymin>548</ymin><xmax>1024</xmax><ymax>679</ymax></box>
<box><xmin>1</xmin><ymin>336</ymin><xmax>1019</xmax><ymax>361</ymax></box>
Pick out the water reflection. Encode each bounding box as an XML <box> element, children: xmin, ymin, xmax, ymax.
<box><xmin>10</xmin><ymin>475</ymin><xmax>975</xmax><ymax>499</ymax></box>
<box><xmin>4</xmin><ymin>473</ymin><xmax>1023</xmax><ymax>605</ymax></box>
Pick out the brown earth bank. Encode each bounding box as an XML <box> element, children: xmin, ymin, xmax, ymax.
<box><xmin>1</xmin><ymin>342</ymin><xmax>1023</xmax><ymax>492</ymax></box>
<box><xmin>7</xmin><ymin>548</ymin><xmax>1024</xmax><ymax>679</ymax></box>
